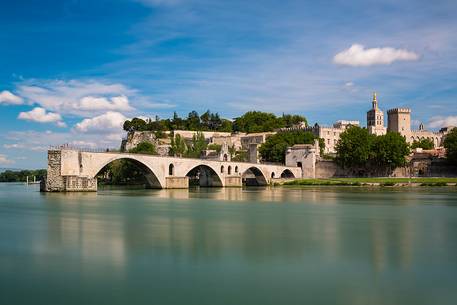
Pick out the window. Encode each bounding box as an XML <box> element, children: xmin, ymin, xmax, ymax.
<box><xmin>271</xmin><ymin>172</ymin><xmax>275</xmax><ymax>178</ymax></box>
<box><xmin>228</xmin><ymin>166</ymin><xmax>232</xmax><ymax>175</ymax></box>
<box><xmin>169</xmin><ymin>164</ymin><xmax>174</xmax><ymax>176</ymax></box>
<box><xmin>235</xmin><ymin>166</ymin><xmax>238</xmax><ymax>173</ymax></box>
<box><xmin>221</xmin><ymin>165</ymin><xmax>224</xmax><ymax>173</ymax></box>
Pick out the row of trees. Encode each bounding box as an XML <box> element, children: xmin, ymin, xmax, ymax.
<box><xmin>335</xmin><ymin>126</ymin><xmax>410</xmax><ymax>173</ymax></box>
<box><xmin>123</xmin><ymin>111</ymin><xmax>307</xmax><ymax>135</ymax></box>
<box><xmin>0</xmin><ymin>169</ymin><xmax>47</xmax><ymax>182</ymax></box>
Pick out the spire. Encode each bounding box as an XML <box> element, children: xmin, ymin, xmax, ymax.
<box><xmin>372</xmin><ymin>92</ymin><xmax>378</xmax><ymax>110</ymax></box>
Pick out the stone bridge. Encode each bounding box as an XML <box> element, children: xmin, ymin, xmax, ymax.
<box><xmin>43</xmin><ymin>149</ymin><xmax>302</xmax><ymax>191</ymax></box>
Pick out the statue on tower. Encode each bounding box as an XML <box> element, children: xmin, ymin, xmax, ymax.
<box><xmin>372</xmin><ymin>92</ymin><xmax>378</xmax><ymax>109</ymax></box>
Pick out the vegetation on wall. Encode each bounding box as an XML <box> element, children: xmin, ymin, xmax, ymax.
<box><xmin>411</xmin><ymin>138</ymin><xmax>434</xmax><ymax>150</ymax></box>
<box><xmin>444</xmin><ymin>128</ymin><xmax>457</xmax><ymax>165</ymax></box>
<box><xmin>169</xmin><ymin>131</ymin><xmax>208</xmax><ymax>159</ymax></box>
<box><xmin>259</xmin><ymin>130</ymin><xmax>318</xmax><ymax>163</ymax></box>
<box><xmin>0</xmin><ymin>169</ymin><xmax>46</xmax><ymax>182</ymax></box>
<box><xmin>122</xmin><ymin>110</ymin><xmax>307</xmax><ymax>135</ymax></box>
<box><xmin>128</xmin><ymin>142</ymin><xmax>157</xmax><ymax>155</ymax></box>
<box><xmin>335</xmin><ymin>126</ymin><xmax>410</xmax><ymax>172</ymax></box>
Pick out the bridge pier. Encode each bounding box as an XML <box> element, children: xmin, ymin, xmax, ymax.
<box><xmin>165</xmin><ymin>177</ymin><xmax>189</xmax><ymax>189</ymax></box>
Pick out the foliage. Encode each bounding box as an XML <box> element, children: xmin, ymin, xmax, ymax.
<box><xmin>169</xmin><ymin>134</ymin><xmax>187</xmax><ymax>157</ymax></box>
<box><xmin>123</xmin><ymin>110</ymin><xmax>307</xmax><ymax>134</ymax></box>
<box><xmin>233</xmin><ymin>111</ymin><xmax>306</xmax><ymax>133</ymax></box>
<box><xmin>371</xmin><ymin>132</ymin><xmax>410</xmax><ymax>170</ymax></box>
<box><xmin>98</xmin><ymin>160</ymin><xmax>148</xmax><ymax>185</ymax></box>
<box><xmin>185</xmin><ymin>131</ymin><xmax>207</xmax><ymax>158</ymax></box>
<box><xmin>444</xmin><ymin>128</ymin><xmax>457</xmax><ymax>165</ymax></box>
<box><xmin>335</xmin><ymin>126</ymin><xmax>375</xmax><ymax>168</ymax></box>
<box><xmin>0</xmin><ymin>169</ymin><xmax>46</xmax><ymax>182</ymax></box>
<box><xmin>232</xmin><ymin>150</ymin><xmax>248</xmax><ymax>162</ymax></box>
<box><xmin>128</xmin><ymin>142</ymin><xmax>157</xmax><ymax>155</ymax></box>
<box><xmin>411</xmin><ymin>138</ymin><xmax>434</xmax><ymax>150</ymax></box>
<box><xmin>335</xmin><ymin>127</ymin><xmax>410</xmax><ymax>172</ymax></box>
<box><xmin>259</xmin><ymin>130</ymin><xmax>316</xmax><ymax>163</ymax></box>
<box><xmin>207</xmin><ymin>143</ymin><xmax>222</xmax><ymax>153</ymax></box>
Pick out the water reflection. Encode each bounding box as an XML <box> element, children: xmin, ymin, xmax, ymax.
<box><xmin>2</xmin><ymin>184</ymin><xmax>457</xmax><ymax>305</ymax></box>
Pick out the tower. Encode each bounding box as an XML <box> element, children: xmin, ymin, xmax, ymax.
<box><xmin>387</xmin><ymin>108</ymin><xmax>411</xmax><ymax>133</ymax></box>
<box><xmin>367</xmin><ymin>92</ymin><xmax>386</xmax><ymax>136</ymax></box>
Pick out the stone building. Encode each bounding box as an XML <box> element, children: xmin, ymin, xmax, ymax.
<box><xmin>387</xmin><ymin>108</ymin><xmax>453</xmax><ymax>148</ymax></box>
<box><xmin>367</xmin><ymin>92</ymin><xmax>387</xmax><ymax>136</ymax></box>
<box><xmin>279</xmin><ymin>120</ymin><xmax>359</xmax><ymax>154</ymax></box>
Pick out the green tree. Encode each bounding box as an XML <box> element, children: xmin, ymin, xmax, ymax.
<box><xmin>444</xmin><ymin>128</ymin><xmax>457</xmax><ymax>165</ymax></box>
<box><xmin>169</xmin><ymin>134</ymin><xmax>188</xmax><ymax>157</ymax></box>
<box><xmin>335</xmin><ymin>126</ymin><xmax>375</xmax><ymax>168</ymax></box>
<box><xmin>232</xmin><ymin>150</ymin><xmax>248</xmax><ymax>162</ymax></box>
<box><xmin>207</xmin><ymin>143</ymin><xmax>222</xmax><ymax>153</ymax></box>
<box><xmin>186</xmin><ymin>111</ymin><xmax>201</xmax><ymax>130</ymax></box>
<box><xmin>233</xmin><ymin>111</ymin><xmax>283</xmax><ymax>133</ymax></box>
<box><xmin>129</xmin><ymin>142</ymin><xmax>157</xmax><ymax>155</ymax></box>
<box><xmin>371</xmin><ymin>132</ymin><xmax>410</xmax><ymax>171</ymax></box>
<box><xmin>259</xmin><ymin>130</ymin><xmax>316</xmax><ymax>163</ymax></box>
<box><xmin>185</xmin><ymin>131</ymin><xmax>207</xmax><ymax>158</ymax></box>
<box><xmin>281</xmin><ymin>114</ymin><xmax>307</xmax><ymax>128</ymax></box>
<box><xmin>411</xmin><ymin>138</ymin><xmax>434</xmax><ymax>150</ymax></box>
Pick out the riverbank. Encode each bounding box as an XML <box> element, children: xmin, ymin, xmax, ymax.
<box><xmin>277</xmin><ymin>177</ymin><xmax>457</xmax><ymax>187</ymax></box>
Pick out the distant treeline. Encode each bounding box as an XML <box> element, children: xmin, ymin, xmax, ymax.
<box><xmin>123</xmin><ymin>110</ymin><xmax>307</xmax><ymax>134</ymax></box>
<box><xmin>0</xmin><ymin>169</ymin><xmax>46</xmax><ymax>182</ymax></box>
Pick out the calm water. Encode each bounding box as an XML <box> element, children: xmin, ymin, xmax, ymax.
<box><xmin>1</xmin><ymin>183</ymin><xmax>457</xmax><ymax>305</ymax></box>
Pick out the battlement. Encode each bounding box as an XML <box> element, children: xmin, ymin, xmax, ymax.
<box><xmin>387</xmin><ymin>108</ymin><xmax>411</xmax><ymax>114</ymax></box>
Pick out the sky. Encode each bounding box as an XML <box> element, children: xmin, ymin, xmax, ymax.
<box><xmin>1</xmin><ymin>0</ymin><xmax>456</xmax><ymax>168</ymax></box>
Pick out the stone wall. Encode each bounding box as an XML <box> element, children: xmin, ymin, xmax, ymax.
<box><xmin>43</xmin><ymin>150</ymin><xmax>65</xmax><ymax>192</ymax></box>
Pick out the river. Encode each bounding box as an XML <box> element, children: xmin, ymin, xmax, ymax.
<box><xmin>1</xmin><ymin>183</ymin><xmax>456</xmax><ymax>305</ymax></box>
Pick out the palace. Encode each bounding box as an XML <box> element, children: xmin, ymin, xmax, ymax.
<box><xmin>367</xmin><ymin>93</ymin><xmax>453</xmax><ymax>147</ymax></box>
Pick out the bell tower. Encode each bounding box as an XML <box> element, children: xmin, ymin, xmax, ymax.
<box><xmin>367</xmin><ymin>92</ymin><xmax>387</xmax><ymax>136</ymax></box>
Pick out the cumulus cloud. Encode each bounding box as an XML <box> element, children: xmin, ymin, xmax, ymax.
<box><xmin>0</xmin><ymin>154</ymin><xmax>14</xmax><ymax>165</ymax></box>
<box><xmin>0</xmin><ymin>90</ymin><xmax>23</xmax><ymax>105</ymax></box>
<box><xmin>18</xmin><ymin>107</ymin><xmax>66</xmax><ymax>127</ymax></box>
<box><xmin>16</xmin><ymin>80</ymin><xmax>136</xmax><ymax>116</ymax></box>
<box><xmin>74</xmin><ymin>111</ymin><xmax>127</xmax><ymax>134</ymax></box>
<box><xmin>77</xmin><ymin>95</ymin><xmax>133</xmax><ymax>111</ymax></box>
<box><xmin>333</xmin><ymin>44</ymin><xmax>419</xmax><ymax>66</ymax></box>
<box><xmin>428</xmin><ymin>116</ymin><xmax>457</xmax><ymax>128</ymax></box>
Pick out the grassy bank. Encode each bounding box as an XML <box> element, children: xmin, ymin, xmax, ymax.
<box><xmin>280</xmin><ymin>177</ymin><xmax>457</xmax><ymax>187</ymax></box>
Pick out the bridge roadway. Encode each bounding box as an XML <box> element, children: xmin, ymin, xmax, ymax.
<box><xmin>43</xmin><ymin>149</ymin><xmax>302</xmax><ymax>191</ymax></box>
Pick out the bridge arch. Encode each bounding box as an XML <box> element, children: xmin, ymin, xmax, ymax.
<box><xmin>242</xmin><ymin>166</ymin><xmax>268</xmax><ymax>186</ymax></box>
<box><xmin>95</xmin><ymin>157</ymin><xmax>163</xmax><ymax>188</ymax></box>
<box><xmin>280</xmin><ymin>169</ymin><xmax>295</xmax><ymax>178</ymax></box>
<box><xmin>186</xmin><ymin>164</ymin><xmax>223</xmax><ymax>187</ymax></box>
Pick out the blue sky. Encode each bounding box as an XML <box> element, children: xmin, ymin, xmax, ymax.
<box><xmin>1</xmin><ymin>0</ymin><xmax>456</xmax><ymax>168</ymax></box>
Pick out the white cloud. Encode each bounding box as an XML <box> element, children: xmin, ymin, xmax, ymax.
<box><xmin>333</xmin><ymin>44</ymin><xmax>419</xmax><ymax>66</ymax></box>
<box><xmin>18</xmin><ymin>107</ymin><xmax>66</xmax><ymax>127</ymax></box>
<box><xmin>0</xmin><ymin>154</ymin><xmax>14</xmax><ymax>165</ymax></box>
<box><xmin>77</xmin><ymin>95</ymin><xmax>133</xmax><ymax>111</ymax></box>
<box><xmin>0</xmin><ymin>90</ymin><xmax>23</xmax><ymax>105</ymax></box>
<box><xmin>428</xmin><ymin>116</ymin><xmax>457</xmax><ymax>128</ymax></box>
<box><xmin>17</xmin><ymin>80</ymin><xmax>136</xmax><ymax>116</ymax></box>
<box><xmin>74</xmin><ymin>111</ymin><xmax>127</xmax><ymax>134</ymax></box>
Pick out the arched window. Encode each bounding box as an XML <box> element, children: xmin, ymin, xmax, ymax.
<box><xmin>235</xmin><ymin>166</ymin><xmax>238</xmax><ymax>173</ymax></box>
<box><xmin>221</xmin><ymin>165</ymin><xmax>224</xmax><ymax>173</ymax></box>
<box><xmin>228</xmin><ymin>166</ymin><xmax>232</xmax><ymax>175</ymax></box>
<box><xmin>223</xmin><ymin>154</ymin><xmax>228</xmax><ymax>161</ymax></box>
<box><xmin>169</xmin><ymin>164</ymin><xmax>174</xmax><ymax>176</ymax></box>
<box><xmin>271</xmin><ymin>172</ymin><xmax>275</xmax><ymax>178</ymax></box>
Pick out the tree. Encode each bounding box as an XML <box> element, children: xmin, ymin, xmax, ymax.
<box><xmin>169</xmin><ymin>134</ymin><xmax>187</xmax><ymax>157</ymax></box>
<box><xmin>281</xmin><ymin>114</ymin><xmax>307</xmax><ymax>128</ymax></box>
<box><xmin>371</xmin><ymin>132</ymin><xmax>410</xmax><ymax>171</ymax></box>
<box><xmin>259</xmin><ymin>130</ymin><xmax>316</xmax><ymax>163</ymax></box>
<box><xmin>129</xmin><ymin>142</ymin><xmax>157</xmax><ymax>155</ymax></box>
<box><xmin>186</xmin><ymin>111</ymin><xmax>201</xmax><ymax>130</ymax></box>
<box><xmin>233</xmin><ymin>111</ymin><xmax>283</xmax><ymax>133</ymax></box>
<box><xmin>185</xmin><ymin>131</ymin><xmax>207</xmax><ymax>158</ymax></box>
<box><xmin>335</xmin><ymin>126</ymin><xmax>374</xmax><ymax>168</ymax></box>
<box><xmin>411</xmin><ymin>138</ymin><xmax>434</xmax><ymax>150</ymax></box>
<box><xmin>444</xmin><ymin>128</ymin><xmax>457</xmax><ymax>165</ymax></box>
<box><xmin>207</xmin><ymin>143</ymin><xmax>222</xmax><ymax>153</ymax></box>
